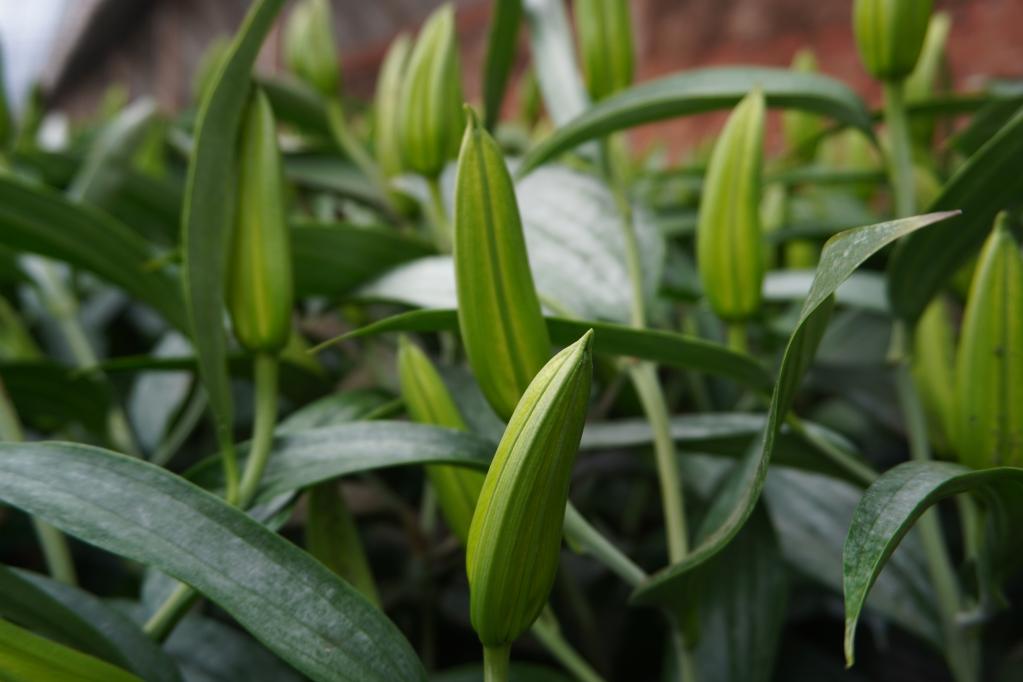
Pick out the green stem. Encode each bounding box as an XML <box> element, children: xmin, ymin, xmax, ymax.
<box><xmin>563</xmin><ymin>503</ymin><xmax>647</xmax><ymax>587</ymax></box>
<box><xmin>892</xmin><ymin>325</ymin><xmax>979</xmax><ymax>682</ymax></box>
<box><xmin>325</xmin><ymin>98</ymin><xmax>397</xmax><ymax>216</ymax></box>
<box><xmin>426</xmin><ymin>175</ymin><xmax>452</xmax><ymax>253</ymax></box>
<box><xmin>142</xmin><ymin>582</ymin><xmax>199</xmax><ymax>641</ymax></box>
<box><xmin>784</xmin><ymin>414</ymin><xmax>878</xmax><ymax>486</ymax></box>
<box><xmin>883</xmin><ymin>80</ymin><xmax>916</xmax><ymax>218</ymax></box>
<box><xmin>237</xmin><ymin>353</ymin><xmax>280</xmax><ymax>509</ymax></box>
<box><xmin>483</xmin><ymin>644</ymin><xmax>511</xmax><ymax>682</ymax></box>
<box><xmin>151</xmin><ymin>389</ymin><xmax>208</xmax><ymax>467</ymax></box>
<box><xmin>0</xmin><ymin>376</ymin><xmax>77</xmax><ymax>585</ymax></box>
<box><xmin>726</xmin><ymin>322</ymin><xmax>748</xmax><ymax>355</ymax></box>
<box><xmin>629</xmin><ymin>363</ymin><xmax>688</xmax><ymax>562</ymax></box>
<box><xmin>530</xmin><ymin>612</ymin><xmax>605</xmax><ymax>682</ymax></box>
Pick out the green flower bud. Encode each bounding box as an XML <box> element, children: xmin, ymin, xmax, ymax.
<box><xmin>953</xmin><ymin>214</ymin><xmax>1023</xmax><ymax>468</ymax></box>
<box><xmin>696</xmin><ymin>88</ymin><xmax>765</xmax><ymax>321</ymax></box>
<box><xmin>374</xmin><ymin>33</ymin><xmax>412</xmax><ymax>179</ymax></box>
<box><xmin>454</xmin><ymin>108</ymin><xmax>552</xmax><ymax>421</ymax></box>
<box><xmin>819</xmin><ymin>128</ymin><xmax>880</xmax><ymax>202</ymax></box>
<box><xmin>904</xmin><ymin>12</ymin><xmax>951</xmax><ymax>148</ymax></box>
<box><xmin>397</xmin><ymin>4</ymin><xmax>465</xmax><ymax>178</ymax></box>
<box><xmin>574</xmin><ymin>0</ymin><xmax>635</xmax><ymax>101</ymax></box>
<box><xmin>227</xmin><ymin>89</ymin><xmax>294</xmax><ymax>354</ymax></box>
<box><xmin>397</xmin><ymin>336</ymin><xmax>486</xmax><ymax>544</ymax></box>
<box><xmin>912</xmin><ymin>296</ymin><xmax>956</xmax><ymax>454</ymax></box>
<box><xmin>782</xmin><ymin>49</ymin><xmax>823</xmax><ymax>161</ymax></box>
<box><xmin>853</xmin><ymin>0</ymin><xmax>933</xmax><ymax>82</ymax></box>
<box><xmin>284</xmin><ymin>0</ymin><xmax>340</xmax><ymax>97</ymax></box>
<box><xmin>466</xmin><ymin>330</ymin><xmax>593</xmax><ymax>648</ymax></box>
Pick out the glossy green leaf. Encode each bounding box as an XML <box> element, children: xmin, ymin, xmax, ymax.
<box><xmin>888</xmin><ymin>103</ymin><xmax>1023</xmax><ymax>323</ymax></box>
<box><xmin>0</xmin><ymin>176</ymin><xmax>185</xmax><ymax>329</ymax></box>
<box><xmin>482</xmin><ymin>0</ymin><xmax>523</xmax><ymax>130</ymax></box>
<box><xmin>0</xmin><ymin>618</ymin><xmax>141</xmax><ymax>682</ymax></box>
<box><xmin>181</xmin><ymin>0</ymin><xmax>284</xmax><ymax>454</ymax></box>
<box><xmin>280</xmin><ymin>388</ymin><xmax>396</xmax><ymax>432</ymax></box>
<box><xmin>313</xmin><ymin>308</ymin><xmax>772</xmax><ymax>389</ymax></box>
<box><xmin>0</xmin><ymin>566</ymin><xmax>180</xmax><ymax>682</ymax></box>
<box><xmin>630</xmin><ymin>211</ymin><xmax>958</xmax><ymax>608</ymax></box>
<box><xmin>284</xmin><ymin>153</ymin><xmax>390</xmax><ymax>209</ymax></box>
<box><xmin>843</xmin><ymin>461</ymin><xmax>1023</xmax><ymax>665</ymax></box>
<box><xmin>0</xmin><ymin>442</ymin><xmax>427</xmax><ymax>682</ymax></box>
<box><xmin>519</xmin><ymin>67</ymin><xmax>875</xmax><ymax>175</ymax></box>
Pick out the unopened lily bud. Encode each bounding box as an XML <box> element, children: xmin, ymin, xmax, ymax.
<box><xmin>397</xmin><ymin>336</ymin><xmax>485</xmax><ymax>544</ymax></box>
<box><xmin>466</xmin><ymin>331</ymin><xmax>593</xmax><ymax>648</ymax></box>
<box><xmin>454</xmin><ymin>107</ymin><xmax>551</xmax><ymax>421</ymax></box>
<box><xmin>284</xmin><ymin>0</ymin><xmax>340</xmax><ymax>97</ymax></box>
<box><xmin>227</xmin><ymin>89</ymin><xmax>293</xmax><ymax>354</ymax></box>
<box><xmin>696</xmin><ymin>88</ymin><xmax>765</xmax><ymax>321</ymax></box>
<box><xmin>397</xmin><ymin>4</ymin><xmax>465</xmax><ymax>178</ymax></box>
<box><xmin>953</xmin><ymin>214</ymin><xmax>1023</xmax><ymax>468</ymax></box>
<box><xmin>782</xmin><ymin>49</ymin><xmax>823</xmax><ymax>162</ymax></box>
<box><xmin>574</xmin><ymin>0</ymin><xmax>634</xmax><ymax>101</ymax></box>
<box><xmin>853</xmin><ymin>0</ymin><xmax>933</xmax><ymax>82</ymax></box>
<box><xmin>374</xmin><ymin>33</ymin><xmax>412</xmax><ymax>179</ymax></box>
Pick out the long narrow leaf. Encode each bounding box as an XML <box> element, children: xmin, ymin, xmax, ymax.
<box><xmin>482</xmin><ymin>0</ymin><xmax>523</xmax><ymax>130</ymax></box>
<box><xmin>0</xmin><ymin>618</ymin><xmax>141</xmax><ymax>682</ymax></box>
<box><xmin>0</xmin><ymin>442</ymin><xmax>427</xmax><ymax>682</ymax></box>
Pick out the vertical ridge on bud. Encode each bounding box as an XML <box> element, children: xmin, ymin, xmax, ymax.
<box><xmin>227</xmin><ymin>88</ymin><xmax>293</xmax><ymax>354</ymax></box>
<box><xmin>466</xmin><ymin>331</ymin><xmax>593</xmax><ymax>648</ymax></box>
<box><xmin>574</xmin><ymin>0</ymin><xmax>634</xmax><ymax>101</ymax></box>
<box><xmin>374</xmin><ymin>34</ymin><xmax>412</xmax><ymax>179</ymax></box>
<box><xmin>853</xmin><ymin>0</ymin><xmax>933</xmax><ymax>82</ymax></box>
<box><xmin>397</xmin><ymin>4</ymin><xmax>465</xmax><ymax>178</ymax></box>
<box><xmin>696</xmin><ymin>88</ymin><xmax>765</xmax><ymax>321</ymax></box>
<box><xmin>953</xmin><ymin>214</ymin><xmax>1023</xmax><ymax>469</ymax></box>
<box><xmin>454</xmin><ymin>106</ymin><xmax>551</xmax><ymax>421</ymax></box>
<box><xmin>284</xmin><ymin>0</ymin><xmax>340</xmax><ymax>97</ymax></box>
<box><xmin>397</xmin><ymin>336</ymin><xmax>485</xmax><ymax>544</ymax></box>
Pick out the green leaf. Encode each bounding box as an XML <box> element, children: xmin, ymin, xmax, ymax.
<box><xmin>888</xmin><ymin>104</ymin><xmax>1023</xmax><ymax>322</ymax></box>
<box><xmin>67</xmin><ymin>98</ymin><xmax>157</xmax><ymax>205</ymax></box>
<box><xmin>279</xmin><ymin>388</ymin><xmax>396</xmax><ymax>431</ymax></box>
<box><xmin>0</xmin><ymin>360</ymin><xmax>111</xmax><ymax>436</ymax></box>
<box><xmin>0</xmin><ymin>566</ymin><xmax>181</xmax><ymax>682</ymax></box>
<box><xmin>181</xmin><ymin>0</ymin><xmax>284</xmax><ymax>454</ymax></box>
<box><xmin>519</xmin><ymin>67</ymin><xmax>875</xmax><ymax>175</ymax></box>
<box><xmin>522</xmin><ymin>0</ymin><xmax>589</xmax><ymax>125</ymax></box>
<box><xmin>630</xmin><ymin>211</ymin><xmax>959</xmax><ymax>608</ymax></box>
<box><xmin>0</xmin><ymin>442</ymin><xmax>427</xmax><ymax>682</ymax></box>
<box><xmin>482</xmin><ymin>0</ymin><xmax>523</xmax><ymax>131</ymax></box>
<box><xmin>0</xmin><ymin>617</ymin><xmax>141</xmax><ymax>682</ymax></box>
<box><xmin>284</xmin><ymin>153</ymin><xmax>391</xmax><ymax>210</ymax></box>
<box><xmin>843</xmin><ymin>461</ymin><xmax>1023</xmax><ymax>665</ymax></box>
<box><xmin>0</xmin><ymin>176</ymin><xmax>186</xmax><ymax>329</ymax></box>
<box><xmin>314</xmin><ymin>308</ymin><xmax>772</xmax><ymax>390</ymax></box>
<box><xmin>258</xmin><ymin>76</ymin><xmax>332</xmax><ymax>136</ymax></box>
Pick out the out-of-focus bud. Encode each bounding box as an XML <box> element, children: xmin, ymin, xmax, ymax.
<box><xmin>912</xmin><ymin>296</ymin><xmax>956</xmax><ymax>454</ymax></box>
<box><xmin>853</xmin><ymin>0</ymin><xmax>933</xmax><ymax>81</ymax></box>
<box><xmin>953</xmin><ymin>214</ymin><xmax>1023</xmax><ymax>469</ymax></box>
<box><xmin>227</xmin><ymin>89</ymin><xmax>293</xmax><ymax>354</ymax></box>
<box><xmin>574</xmin><ymin>0</ymin><xmax>635</xmax><ymax>101</ymax></box>
<box><xmin>373</xmin><ymin>33</ymin><xmax>412</xmax><ymax>179</ymax></box>
<box><xmin>454</xmin><ymin>107</ymin><xmax>551</xmax><ymax>421</ymax></box>
<box><xmin>519</xmin><ymin>68</ymin><xmax>542</xmax><ymax>128</ymax></box>
<box><xmin>783</xmin><ymin>49</ymin><xmax>824</xmax><ymax>162</ymax></box>
<box><xmin>397</xmin><ymin>336</ymin><xmax>486</xmax><ymax>544</ymax></box>
<box><xmin>819</xmin><ymin>128</ymin><xmax>881</xmax><ymax>202</ymax></box>
<box><xmin>397</xmin><ymin>4</ymin><xmax>465</xmax><ymax>178</ymax></box>
<box><xmin>284</xmin><ymin>0</ymin><xmax>340</xmax><ymax>97</ymax></box>
<box><xmin>904</xmin><ymin>12</ymin><xmax>951</xmax><ymax>149</ymax></box>
<box><xmin>466</xmin><ymin>331</ymin><xmax>593</xmax><ymax>648</ymax></box>
<box><xmin>696</xmin><ymin>88</ymin><xmax>765</xmax><ymax>321</ymax></box>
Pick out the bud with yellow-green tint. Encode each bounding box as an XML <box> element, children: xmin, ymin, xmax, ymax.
<box><xmin>227</xmin><ymin>89</ymin><xmax>293</xmax><ymax>354</ymax></box>
<box><xmin>905</xmin><ymin>12</ymin><xmax>951</xmax><ymax>149</ymax></box>
<box><xmin>574</xmin><ymin>0</ymin><xmax>634</xmax><ymax>101</ymax></box>
<box><xmin>373</xmin><ymin>33</ymin><xmax>412</xmax><ymax>179</ymax></box>
<box><xmin>782</xmin><ymin>49</ymin><xmax>823</xmax><ymax>162</ymax></box>
<box><xmin>397</xmin><ymin>4</ymin><xmax>465</xmax><ymax>178</ymax></box>
<box><xmin>912</xmin><ymin>296</ymin><xmax>956</xmax><ymax>454</ymax></box>
<box><xmin>454</xmin><ymin>107</ymin><xmax>551</xmax><ymax>421</ymax></box>
<box><xmin>397</xmin><ymin>336</ymin><xmax>485</xmax><ymax>544</ymax></box>
<box><xmin>953</xmin><ymin>214</ymin><xmax>1023</xmax><ymax>469</ymax></box>
<box><xmin>696</xmin><ymin>88</ymin><xmax>765</xmax><ymax>321</ymax></box>
<box><xmin>853</xmin><ymin>0</ymin><xmax>933</xmax><ymax>82</ymax></box>
<box><xmin>284</xmin><ymin>0</ymin><xmax>340</xmax><ymax>97</ymax></box>
<box><xmin>466</xmin><ymin>331</ymin><xmax>593</xmax><ymax>649</ymax></box>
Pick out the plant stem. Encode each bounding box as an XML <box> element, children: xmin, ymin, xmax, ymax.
<box><xmin>883</xmin><ymin>80</ymin><xmax>916</xmax><ymax>218</ymax></box>
<box><xmin>531</xmin><ymin>612</ymin><xmax>605</xmax><ymax>682</ymax></box>
<box><xmin>726</xmin><ymin>322</ymin><xmax>748</xmax><ymax>355</ymax></box>
<box><xmin>237</xmin><ymin>353</ymin><xmax>280</xmax><ymax>509</ymax></box>
<box><xmin>483</xmin><ymin>645</ymin><xmax>510</xmax><ymax>682</ymax></box>
<box><xmin>426</xmin><ymin>175</ymin><xmax>452</xmax><ymax>253</ymax></box>
<box><xmin>563</xmin><ymin>503</ymin><xmax>647</xmax><ymax>587</ymax></box>
<box><xmin>783</xmin><ymin>413</ymin><xmax>878</xmax><ymax>486</ymax></box>
<box><xmin>892</xmin><ymin>325</ymin><xmax>979</xmax><ymax>682</ymax></box>
<box><xmin>0</xmin><ymin>377</ymin><xmax>78</xmax><ymax>585</ymax></box>
<box><xmin>142</xmin><ymin>582</ymin><xmax>199</xmax><ymax>641</ymax></box>
<box><xmin>325</xmin><ymin>98</ymin><xmax>397</xmax><ymax>217</ymax></box>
